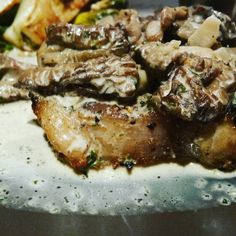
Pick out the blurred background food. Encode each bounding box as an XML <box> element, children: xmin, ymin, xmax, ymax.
<box><xmin>180</xmin><ymin>0</ymin><xmax>236</xmax><ymax>21</ymax></box>
<box><xmin>0</xmin><ymin>0</ymin><xmax>20</xmax><ymax>16</ymax></box>
<box><xmin>0</xmin><ymin>0</ymin><xmax>128</xmax><ymax>51</ymax></box>
<box><xmin>0</xmin><ymin>0</ymin><xmax>235</xmax><ymax>51</ymax></box>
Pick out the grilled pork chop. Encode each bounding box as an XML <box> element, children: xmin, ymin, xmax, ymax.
<box><xmin>31</xmin><ymin>93</ymin><xmax>236</xmax><ymax>172</ymax></box>
<box><xmin>170</xmin><ymin>116</ymin><xmax>236</xmax><ymax>171</ymax></box>
<box><xmin>31</xmin><ymin>94</ymin><xmax>174</xmax><ymax>172</ymax></box>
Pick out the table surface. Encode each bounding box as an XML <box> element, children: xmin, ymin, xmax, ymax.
<box><xmin>1</xmin><ymin>205</ymin><xmax>236</xmax><ymax>236</ymax></box>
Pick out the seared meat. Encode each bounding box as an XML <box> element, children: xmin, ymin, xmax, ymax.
<box><xmin>170</xmin><ymin>116</ymin><xmax>236</xmax><ymax>171</ymax></box>
<box><xmin>46</xmin><ymin>23</ymin><xmax>129</xmax><ymax>55</ymax></box>
<box><xmin>31</xmin><ymin>94</ymin><xmax>174</xmax><ymax>171</ymax></box>
<box><xmin>157</xmin><ymin>54</ymin><xmax>236</xmax><ymax>122</ymax></box>
<box><xmin>30</xmin><ymin>92</ymin><xmax>236</xmax><ymax>172</ymax></box>
<box><xmin>196</xmin><ymin>119</ymin><xmax>236</xmax><ymax>170</ymax></box>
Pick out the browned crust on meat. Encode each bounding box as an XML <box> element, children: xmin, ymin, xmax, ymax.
<box><xmin>31</xmin><ymin>94</ymin><xmax>175</xmax><ymax>171</ymax></box>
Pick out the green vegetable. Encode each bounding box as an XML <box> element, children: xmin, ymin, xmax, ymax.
<box><xmin>188</xmin><ymin>68</ymin><xmax>204</xmax><ymax>81</ymax></box>
<box><xmin>0</xmin><ymin>41</ymin><xmax>13</xmax><ymax>52</ymax></box>
<box><xmin>79</xmin><ymin>150</ymin><xmax>99</xmax><ymax>176</ymax></box>
<box><xmin>87</xmin><ymin>150</ymin><xmax>98</xmax><ymax>168</ymax></box>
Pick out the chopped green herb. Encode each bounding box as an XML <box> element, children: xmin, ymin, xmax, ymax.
<box><xmin>177</xmin><ymin>84</ymin><xmax>187</xmax><ymax>93</ymax></box>
<box><xmin>79</xmin><ymin>150</ymin><xmax>99</xmax><ymax>176</ymax></box>
<box><xmin>87</xmin><ymin>150</ymin><xmax>97</xmax><ymax>167</ymax></box>
<box><xmin>140</xmin><ymin>96</ymin><xmax>156</xmax><ymax>111</ymax></box>
<box><xmin>188</xmin><ymin>68</ymin><xmax>204</xmax><ymax>80</ymax></box>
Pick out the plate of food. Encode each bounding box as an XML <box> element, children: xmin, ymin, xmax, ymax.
<box><xmin>0</xmin><ymin>0</ymin><xmax>236</xmax><ymax>216</ymax></box>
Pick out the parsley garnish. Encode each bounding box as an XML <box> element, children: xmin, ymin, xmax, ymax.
<box><xmin>177</xmin><ymin>84</ymin><xmax>187</xmax><ymax>93</ymax></box>
<box><xmin>87</xmin><ymin>150</ymin><xmax>98</xmax><ymax>168</ymax></box>
<box><xmin>188</xmin><ymin>68</ymin><xmax>204</xmax><ymax>80</ymax></box>
<box><xmin>79</xmin><ymin>150</ymin><xmax>99</xmax><ymax>176</ymax></box>
<box><xmin>140</xmin><ymin>96</ymin><xmax>156</xmax><ymax>111</ymax></box>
